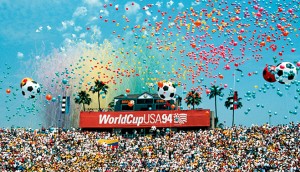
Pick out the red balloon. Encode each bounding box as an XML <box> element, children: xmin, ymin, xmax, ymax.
<box><xmin>171</xmin><ymin>104</ymin><xmax>176</xmax><ymax>109</ymax></box>
<box><xmin>6</xmin><ymin>89</ymin><xmax>11</xmax><ymax>94</ymax></box>
<box><xmin>128</xmin><ymin>100</ymin><xmax>134</xmax><ymax>107</ymax></box>
<box><xmin>194</xmin><ymin>20</ymin><xmax>201</xmax><ymax>27</ymax></box>
<box><xmin>263</xmin><ymin>66</ymin><xmax>276</xmax><ymax>83</ymax></box>
<box><xmin>125</xmin><ymin>89</ymin><xmax>130</xmax><ymax>93</ymax></box>
<box><xmin>158</xmin><ymin>81</ymin><xmax>164</xmax><ymax>88</ymax></box>
<box><xmin>46</xmin><ymin>94</ymin><xmax>52</xmax><ymax>101</ymax></box>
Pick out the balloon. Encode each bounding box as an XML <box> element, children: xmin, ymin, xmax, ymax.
<box><xmin>157</xmin><ymin>81</ymin><xmax>164</xmax><ymax>88</ymax></box>
<box><xmin>194</xmin><ymin>20</ymin><xmax>201</xmax><ymax>27</ymax></box>
<box><xmin>206</xmin><ymin>89</ymin><xmax>211</xmax><ymax>94</ymax></box>
<box><xmin>262</xmin><ymin>65</ymin><xmax>276</xmax><ymax>83</ymax></box>
<box><xmin>46</xmin><ymin>94</ymin><xmax>52</xmax><ymax>101</ymax></box>
<box><xmin>6</xmin><ymin>89</ymin><xmax>11</xmax><ymax>94</ymax></box>
<box><xmin>128</xmin><ymin>100</ymin><xmax>134</xmax><ymax>107</ymax></box>
<box><xmin>171</xmin><ymin>104</ymin><xmax>176</xmax><ymax>109</ymax></box>
<box><xmin>125</xmin><ymin>88</ymin><xmax>130</xmax><ymax>93</ymax></box>
<box><xmin>62</xmin><ymin>79</ymin><xmax>68</xmax><ymax>84</ymax></box>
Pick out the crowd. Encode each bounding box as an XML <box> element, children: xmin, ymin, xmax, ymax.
<box><xmin>0</xmin><ymin>123</ymin><xmax>299</xmax><ymax>171</ymax></box>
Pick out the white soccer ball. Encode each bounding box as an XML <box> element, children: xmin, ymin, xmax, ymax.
<box><xmin>157</xmin><ymin>82</ymin><xmax>176</xmax><ymax>100</ymax></box>
<box><xmin>151</xmin><ymin>126</ymin><xmax>156</xmax><ymax>131</ymax></box>
<box><xmin>275</xmin><ymin>62</ymin><xmax>298</xmax><ymax>84</ymax></box>
<box><xmin>21</xmin><ymin>80</ymin><xmax>41</xmax><ymax>99</ymax></box>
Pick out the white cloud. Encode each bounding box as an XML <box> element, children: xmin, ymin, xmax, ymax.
<box><xmin>17</xmin><ymin>52</ymin><xmax>24</xmax><ymax>59</ymax></box>
<box><xmin>80</xmin><ymin>33</ymin><xmax>86</xmax><ymax>38</ymax></box>
<box><xmin>91</xmin><ymin>25</ymin><xmax>101</xmax><ymax>39</ymax></box>
<box><xmin>152</xmin><ymin>16</ymin><xmax>157</xmax><ymax>21</ymax></box>
<box><xmin>47</xmin><ymin>25</ymin><xmax>52</xmax><ymax>30</ymax></box>
<box><xmin>125</xmin><ymin>2</ymin><xmax>141</xmax><ymax>15</ymax></box>
<box><xmin>99</xmin><ymin>9</ymin><xmax>109</xmax><ymax>16</ymax></box>
<box><xmin>83</xmin><ymin>0</ymin><xmax>102</xmax><ymax>7</ymax></box>
<box><xmin>192</xmin><ymin>1</ymin><xmax>200</xmax><ymax>6</ymax></box>
<box><xmin>60</xmin><ymin>20</ymin><xmax>75</xmax><ymax>31</ymax></box>
<box><xmin>89</xmin><ymin>16</ymin><xmax>98</xmax><ymax>22</ymax></box>
<box><xmin>73</xmin><ymin>6</ymin><xmax>88</xmax><ymax>17</ymax></box>
<box><xmin>135</xmin><ymin>13</ymin><xmax>143</xmax><ymax>23</ymax></box>
<box><xmin>155</xmin><ymin>1</ymin><xmax>163</xmax><ymax>8</ymax></box>
<box><xmin>36</xmin><ymin>26</ymin><xmax>43</xmax><ymax>32</ymax></box>
<box><xmin>177</xmin><ymin>2</ymin><xmax>184</xmax><ymax>9</ymax></box>
<box><xmin>167</xmin><ymin>0</ymin><xmax>174</xmax><ymax>8</ymax></box>
<box><xmin>74</xmin><ymin>26</ymin><xmax>83</xmax><ymax>32</ymax></box>
<box><xmin>145</xmin><ymin>10</ymin><xmax>151</xmax><ymax>16</ymax></box>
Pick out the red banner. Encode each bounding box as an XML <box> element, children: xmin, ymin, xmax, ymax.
<box><xmin>80</xmin><ymin>110</ymin><xmax>210</xmax><ymax>128</ymax></box>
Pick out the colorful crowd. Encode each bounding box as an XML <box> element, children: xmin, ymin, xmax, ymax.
<box><xmin>0</xmin><ymin>123</ymin><xmax>299</xmax><ymax>171</ymax></box>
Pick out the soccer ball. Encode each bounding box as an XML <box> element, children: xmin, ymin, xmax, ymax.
<box><xmin>275</xmin><ymin>62</ymin><xmax>298</xmax><ymax>84</ymax></box>
<box><xmin>262</xmin><ymin>65</ymin><xmax>276</xmax><ymax>83</ymax></box>
<box><xmin>157</xmin><ymin>82</ymin><xmax>176</xmax><ymax>100</ymax></box>
<box><xmin>20</xmin><ymin>77</ymin><xmax>33</xmax><ymax>88</ymax></box>
<box><xmin>21</xmin><ymin>80</ymin><xmax>41</xmax><ymax>99</ymax></box>
<box><xmin>151</xmin><ymin>126</ymin><xmax>156</xmax><ymax>131</ymax></box>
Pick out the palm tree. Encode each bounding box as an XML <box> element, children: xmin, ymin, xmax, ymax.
<box><xmin>74</xmin><ymin>91</ymin><xmax>92</xmax><ymax>111</ymax></box>
<box><xmin>175</xmin><ymin>94</ymin><xmax>182</xmax><ymax>109</ymax></box>
<box><xmin>208</xmin><ymin>85</ymin><xmax>224</xmax><ymax>126</ymax></box>
<box><xmin>89</xmin><ymin>80</ymin><xmax>109</xmax><ymax>111</ymax></box>
<box><xmin>185</xmin><ymin>90</ymin><xmax>202</xmax><ymax>110</ymax></box>
<box><xmin>224</xmin><ymin>91</ymin><xmax>242</xmax><ymax>126</ymax></box>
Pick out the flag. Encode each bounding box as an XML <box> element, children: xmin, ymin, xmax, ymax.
<box><xmin>98</xmin><ymin>139</ymin><xmax>118</xmax><ymax>149</ymax></box>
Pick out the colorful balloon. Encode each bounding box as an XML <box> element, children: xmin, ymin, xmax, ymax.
<box><xmin>6</xmin><ymin>89</ymin><xmax>11</xmax><ymax>94</ymax></box>
<box><xmin>262</xmin><ymin>65</ymin><xmax>276</xmax><ymax>83</ymax></box>
<box><xmin>46</xmin><ymin>94</ymin><xmax>52</xmax><ymax>101</ymax></box>
<box><xmin>128</xmin><ymin>100</ymin><xmax>134</xmax><ymax>107</ymax></box>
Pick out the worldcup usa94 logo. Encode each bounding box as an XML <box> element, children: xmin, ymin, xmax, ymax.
<box><xmin>173</xmin><ymin>113</ymin><xmax>187</xmax><ymax>124</ymax></box>
<box><xmin>98</xmin><ymin>113</ymin><xmax>188</xmax><ymax>126</ymax></box>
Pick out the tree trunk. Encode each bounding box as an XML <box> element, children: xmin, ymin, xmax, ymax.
<box><xmin>192</xmin><ymin>104</ymin><xmax>195</xmax><ymax>110</ymax></box>
<box><xmin>83</xmin><ymin>104</ymin><xmax>86</xmax><ymax>111</ymax></box>
<box><xmin>98</xmin><ymin>92</ymin><xmax>101</xmax><ymax>111</ymax></box>
<box><xmin>232</xmin><ymin>108</ymin><xmax>235</xmax><ymax>127</ymax></box>
<box><xmin>214</xmin><ymin>96</ymin><xmax>218</xmax><ymax>118</ymax></box>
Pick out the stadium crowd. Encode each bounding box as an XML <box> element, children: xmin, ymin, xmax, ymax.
<box><xmin>0</xmin><ymin>123</ymin><xmax>299</xmax><ymax>171</ymax></box>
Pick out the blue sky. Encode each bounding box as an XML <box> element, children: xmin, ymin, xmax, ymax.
<box><xmin>0</xmin><ymin>0</ymin><xmax>300</xmax><ymax>128</ymax></box>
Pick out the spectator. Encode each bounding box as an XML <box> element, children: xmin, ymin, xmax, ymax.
<box><xmin>0</xmin><ymin>123</ymin><xmax>299</xmax><ymax>171</ymax></box>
